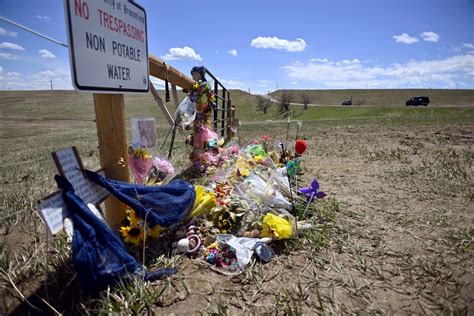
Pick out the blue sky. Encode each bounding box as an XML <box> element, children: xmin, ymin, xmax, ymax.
<box><xmin>0</xmin><ymin>0</ymin><xmax>473</xmax><ymax>92</ymax></box>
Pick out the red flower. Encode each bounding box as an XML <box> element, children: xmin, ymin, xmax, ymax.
<box><xmin>295</xmin><ymin>139</ymin><xmax>308</xmax><ymax>155</ymax></box>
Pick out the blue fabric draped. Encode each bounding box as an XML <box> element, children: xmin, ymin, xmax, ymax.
<box><xmin>55</xmin><ymin>175</ymin><xmax>141</xmax><ymax>292</ymax></box>
<box><xmin>55</xmin><ymin>175</ymin><xmax>177</xmax><ymax>293</ymax></box>
<box><xmin>84</xmin><ymin>170</ymin><xmax>195</xmax><ymax>228</ymax></box>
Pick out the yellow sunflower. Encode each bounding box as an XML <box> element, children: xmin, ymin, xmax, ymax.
<box><xmin>119</xmin><ymin>225</ymin><xmax>144</xmax><ymax>246</ymax></box>
<box><xmin>127</xmin><ymin>209</ymin><xmax>140</xmax><ymax>226</ymax></box>
<box><xmin>148</xmin><ymin>224</ymin><xmax>163</xmax><ymax>238</ymax></box>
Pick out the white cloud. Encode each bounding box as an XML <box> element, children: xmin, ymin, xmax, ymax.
<box><xmin>463</xmin><ymin>43</ymin><xmax>474</xmax><ymax>49</ymax></box>
<box><xmin>0</xmin><ymin>27</ymin><xmax>18</xmax><ymax>37</ymax></box>
<box><xmin>221</xmin><ymin>79</ymin><xmax>245</xmax><ymax>89</ymax></box>
<box><xmin>393</xmin><ymin>33</ymin><xmax>419</xmax><ymax>44</ymax></box>
<box><xmin>282</xmin><ymin>54</ymin><xmax>474</xmax><ymax>88</ymax></box>
<box><xmin>291</xmin><ymin>81</ymin><xmax>298</xmax><ymax>85</ymax></box>
<box><xmin>421</xmin><ymin>31</ymin><xmax>440</xmax><ymax>42</ymax></box>
<box><xmin>38</xmin><ymin>49</ymin><xmax>56</xmax><ymax>58</ymax></box>
<box><xmin>258</xmin><ymin>80</ymin><xmax>271</xmax><ymax>87</ymax></box>
<box><xmin>161</xmin><ymin>46</ymin><xmax>202</xmax><ymax>61</ymax></box>
<box><xmin>250</xmin><ymin>36</ymin><xmax>306</xmax><ymax>52</ymax></box>
<box><xmin>33</xmin><ymin>70</ymin><xmax>56</xmax><ymax>77</ymax></box>
<box><xmin>309</xmin><ymin>58</ymin><xmax>329</xmax><ymax>63</ymax></box>
<box><xmin>36</xmin><ymin>15</ymin><xmax>51</xmax><ymax>22</ymax></box>
<box><xmin>227</xmin><ymin>49</ymin><xmax>238</xmax><ymax>57</ymax></box>
<box><xmin>6</xmin><ymin>71</ymin><xmax>21</xmax><ymax>77</ymax></box>
<box><xmin>341</xmin><ymin>58</ymin><xmax>360</xmax><ymax>65</ymax></box>
<box><xmin>0</xmin><ymin>42</ymin><xmax>25</xmax><ymax>51</ymax></box>
<box><xmin>0</xmin><ymin>67</ymin><xmax>73</xmax><ymax>90</ymax></box>
<box><xmin>0</xmin><ymin>52</ymin><xmax>20</xmax><ymax>60</ymax></box>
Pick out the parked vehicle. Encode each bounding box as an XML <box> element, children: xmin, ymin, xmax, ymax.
<box><xmin>406</xmin><ymin>96</ymin><xmax>430</xmax><ymax>106</ymax></box>
<box><xmin>341</xmin><ymin>100</ymin><xmax>352</xmax><ymax>106</ymax></box>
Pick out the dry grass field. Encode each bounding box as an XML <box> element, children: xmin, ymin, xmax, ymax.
<box><xmin>0</xmin><ymin>90</ymin><xmax>473</xmax><ymax>314</ymax></box>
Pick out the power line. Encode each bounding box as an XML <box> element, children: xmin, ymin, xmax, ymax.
<box><xmin>0</xmin><ymin>16</ymin><xmax>68</xmax><ymax>48</ymax></box>
<box><xmin>1</xmin><ymin>15</ymin><xmax>170</xmax><ymax>91</ymax></box>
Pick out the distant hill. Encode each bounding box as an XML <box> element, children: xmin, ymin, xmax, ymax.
<box><xmin>269</xmin><ymin>89</ymin><xmax>474</xmax><ymax>107</ymax></box>
<box><xmin>0</xmin><ymin>89</ymin><xmax>472</xmax><ymax>125</ymax></box>
<box><xmin>0</xmin><ymin>89</ymin><xmax>257</xmax><ymax>126</ymax></box>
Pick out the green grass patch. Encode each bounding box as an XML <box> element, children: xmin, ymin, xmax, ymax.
<box><xmin>294</xmin><ymin>106</ymin><xmax>474</xmax><ymax>122</ymax></box>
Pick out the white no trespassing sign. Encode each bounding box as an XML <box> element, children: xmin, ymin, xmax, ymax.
<box><xmin>64</xmin><ymin>0</ymin><xmax>149</xmax><ymax>93</ymax></box>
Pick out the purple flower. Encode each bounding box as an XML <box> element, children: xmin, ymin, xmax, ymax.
<box><xmin>152</xmin><ymin>158</ymin><xmax>174</xmax><ymax>176</ymax></box>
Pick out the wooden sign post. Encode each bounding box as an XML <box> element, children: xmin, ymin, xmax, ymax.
<box><xmin>63</xmin><ymin>1</ymin><xmax>229</xmax><ymax>231</ymax></box>
<box><xmin>64</xmin><ymin>0</ymin><xmax>150</xmax><ymax>228</ymax></box>
<box><xmin>93</xmin><ymin>93</ymin><xmax>129</xmax><ymax>229</ymax></box>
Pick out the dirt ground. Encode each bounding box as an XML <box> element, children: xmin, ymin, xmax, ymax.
<box><xmin>145</xmin><ymin>123</ymin><xmax>473</xmax><ymax>315</ymax></box>
<box><xmin>1</xmin><ymin>119</ymin><xmax>473</xmax><ymax>315</ymax></box>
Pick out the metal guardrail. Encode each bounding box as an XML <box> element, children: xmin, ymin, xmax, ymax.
<box><xmin>206</xmin><ymin>69</ymin><xmax>231</xmax><ymax>138</ymax></box>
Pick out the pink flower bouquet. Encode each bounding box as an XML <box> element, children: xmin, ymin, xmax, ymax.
<box><xmin>128</xmin><ymin>146</ymin><xmax>152</xmax><ymax>184</ymax></box>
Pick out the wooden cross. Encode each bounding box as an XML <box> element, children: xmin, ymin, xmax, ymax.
<box><xmin>37</xmin><ymin>147</ymin><xmax>109</xmax><ymax>237</ymax></box>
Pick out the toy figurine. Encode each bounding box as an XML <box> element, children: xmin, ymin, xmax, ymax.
<box><xmin>187</xmin><ymin>66</ymin><xmax>219</xmax><ymax>169</ymax></box>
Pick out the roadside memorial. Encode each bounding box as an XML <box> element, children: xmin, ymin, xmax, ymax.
<box><xmin>39</xmin><ymin>124</ymin><xmax>326</xmax><ymax>283</ymax></box>
<box><xmin>36</xmin><ymin>0</ymin><xmax>326</xmax><ymax>298</ymax></box>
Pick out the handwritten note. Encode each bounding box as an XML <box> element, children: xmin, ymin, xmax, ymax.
<box><xmin>39</xmin><ymin>147</ymin><xmax>109</xmax><ymax>235</ymax></box>
<box><xmin>52</xmin><ymin>147</ymin><xmax>108</xmax><ymax>204</ymax></box>
<box><xmin>38</xmin><ymin>192</ymin><xmax>68</xmax><ymax>235</ymax></box>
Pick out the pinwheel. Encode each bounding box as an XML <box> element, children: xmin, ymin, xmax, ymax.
<box><xmin>299</xmin><ymin>179</ymin><xmax>326</xmax><ymax>202</ymax></box>
<box><xmin>299</xmin><ymin>179</ymin><xmax>326</xmax><ymax>217</ymax></box>
<box><xmin>286</xmin><ymin>159</ymin><xmax>300</xmax><ymax>177</ymax></box>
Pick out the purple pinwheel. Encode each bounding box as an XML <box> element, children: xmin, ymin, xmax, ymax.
<box><xmin>299</xmin><ymin>179</ymin><xmax>326</xmax><ymax>203</ymax></box>
<box><xmin>299</xmin><ymin>179</ymin><xmax>326</xmax><ymax>218</ymax></box>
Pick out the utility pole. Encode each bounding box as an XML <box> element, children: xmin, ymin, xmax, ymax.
<box><xmin>50</xmin><ymin>80</ymin><xmax>53</xmax><ymax>91</ymax></box>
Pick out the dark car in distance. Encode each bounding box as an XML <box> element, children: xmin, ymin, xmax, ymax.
<box><xmin>341</xmin><ymin>100</ymin><xmax>352</xmax><ymax>106</ymax></box>
<box><xmin>406</xmin><ymin>96</ymin><xmax>430</xmax><ymax>106</ymax></box>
